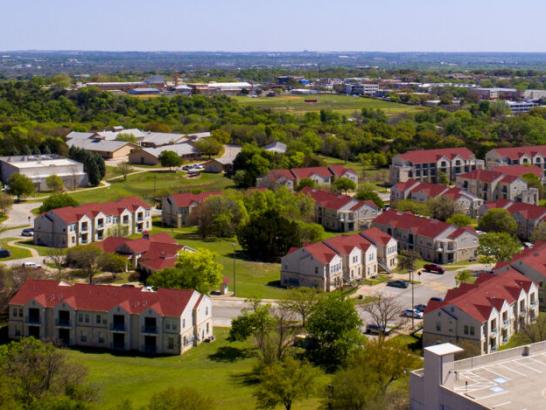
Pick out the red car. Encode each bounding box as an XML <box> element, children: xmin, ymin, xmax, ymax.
<box><xmin>423</xmin><ymin>264</ymin><xmax>445</xmax><ymax>274</ymax></box>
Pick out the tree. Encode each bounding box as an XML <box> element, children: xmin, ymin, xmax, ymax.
<box><xmin>194</xmin><ymin>138</ymin><xmax>223</xmax><ymax>158</ymax></box>
<box><xmin>427</xmin><ymin>196</ymin><xmax>456</xmax><ymax>221</ymax></box>
<box><xmin>237</xmin><ymin>210</ymin><xmax>301</xmax><ymax>261</ymax></box>
<box><xmin>115</xmin><ymin>133</ymin><xmax>138</xmax><ymax>144</ymax></box>
<box><xmin>455</xmin><ymin>270</ymin><xmax>475</xmax><ymax>285</ymax></box>
<box><xmin>531</xmin><ymin>222</ymin><xmax>546</xmax><ymax>242</ymax></box>
<box><xmin>0</xmin><ymin>265</ymin><xmax>47</xmax><ymax>316</ymax></box>
<box><xmin>306</xmin><ymin>293</ymin><xmax>362</xmax><ymax>370</ymax></box>
<box><xmin>478</xmin><ymin>208</ymin><xmax>518</xmax><ymax>236</ymax></box>
<box><xmin>355</xmin><ymin>188</ymin><xmax>385</xmax><ymax>208</ymax></box>
<box><xmin>280</xmin><ymin>288</ymin><xmax>321</xmax><ymax>329</ymax></box>
<box><xmin>361</xmin><ymin>294</ymin><xmax>403</xmax><ymax>340</ymax></box>
<box><xmin>0</xmin><ymin>338</ymin><xmax>94</xmax><ymax>407</ymax></box>
<box><xmin>148</xmin><ymin>249</ymin><xmax>223</xmax><ymax>293</ymax></box>
<box><xmin>392</xmin><ymin>199</ymin><xmax>430</xmax><ymax>216</ymax></box>
<box><xmin>68</xmin><ymin>146</ymin><xmax>105</xmax><ymax>187</ymax></box>
<box><xmin>438</xmin><ymin>171</ymin><xmax>449</xmax><ymax>185</ymax></box>
<box><xmin>478</xmin><ymin>232</ymin><xmax>521</xmax><ymax>264</ymax></box>
<box><xmin>158</xmin><ymin>150</ymin><xmax>182</xmax><ymax>170</ymax></box>
<box><xmin>232</xmin><ymin>145</ymin><xmax>271</xmax><ymax>188</ymax></box>
<box><xmin>333</xmin><ymin>177</ymin><xmax>356</xmax><ymax>194</ymax></box>
<box><xmin>521</xmin><ymin>172</ymin><xmax>544</xmax><ymax>199</ymax></box>
<box><xmin>45</xmin><ymin>174</ymin><xmax>64</xmax><ymax>192</ymax></box>
<box><xmin>519</xmin><ymin>314</ymin><xmax>546</xmax><ymax>344</ymax></box>
<box><xmin>296</xmin><ymin>178</ymin><xmax>316</xmax><ymax>191</ymax></box>
<box><xmin>8</xmin><ymin>173</ymin><xmax>35</xmax><ymax>201</ymax></box>
<box><xmin>0</xmin><ymin>192</ymin><xmax>13</xmax><ymax>216</ymax></box>
<box><xmin>296</xmin><ymin>221</ymin><xmax>325</xmax><ymax>244</ymax></box>
<box><xmin>39</xmin><ymin>193</ymin><xmax>79</xmax><ymax>213</ymax></box>
<box><xmin>97</xmin><ymin>252</ymin><xmax>127</xmax><ymax>273</ymax></box>
<box><xmin>147</xmin><ymin>387</ymin><xmax>214</xmax><ymax>410</ymax></box>
<box><xmin>66</xmin><ymin>245</ymin><xmax>102</xmax><ymax>284</ymax></box>
<box><xmin>229</xmin><ymin>301</ymin><xmax>277</xmax><ymax>357</ymax></box>
<box><xmin>398</xmin><ymin>250</ymin><xmax>419</xmax><ymax>273</ymax></box>
<box><xmin>190</xmin><ymin>195</ymin><xmax>248</xmax><ymax>239</ymax></box>
<box><xmin>47</xmin><ymin>248</ymin><xmax>67</xmax><ymax>278</ymax></box>
<box><xmin>116</xmin><ymin>161</ymin><xmax>133</xmax><ymax>181</ymax></box>
<box><xmin>447</xmin><ymin>213</ymin><xmax>473</xmax><ymax>227</ymax></box>
<box><xmin>254</xmin><ymin>356</ymin><xmax>318</xmax><ymax>410</ymax></box>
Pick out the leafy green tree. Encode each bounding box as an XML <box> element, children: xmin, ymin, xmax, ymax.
<box><xmin>97</xmin><ymin>252</ymin><xmax>127</xmax><ymax>273</ymax></box>
<box><xmin>455</xmin><ymin>270</ymin><xmax>475</xmax><ymax>285</ymax></box>
<box><xmin>447</xmin><ymin>213</ymin><xmax>473</xmax><ymax>227</ymax></box>
<box><xmin>254</xmin><ymin>356</ymin><xmax>318</xmax><ymax>410</ymax></box>
<box><xmin>8</xmin><ymin>173</ymin><xmax>35</xmax><ymax>201</ymax></box>
<box><xmin>0</xmin><ymin>192</ymin><xmax>13</xmax><ymax>216</ymax></box>
<box><xmin>279</xmin><ymin>288</ymin><xmax>321</xmax><ymax>328</ymax></box>
<box><xmin>68</xmin><ymin>146</ymin><xmax>105</xmax><ymax>187</ymax></box>
<box><xmin>115</xmin><ymin>133</ymin><xmax>138</xmax><ymax>144</ymax></box>
<box><xmin>194</xmin><ymin>138</ymin><xmax>223</xmax><ymax>158</ymax></box>
<box><xmin>190</xmin><ymin>195</ymin><xmax>249</xmax><ymax>239</ymax></box>
<box><xmin>478</xmin><ymin>232</ymin><xmax>521</xmax><ymax>264</ymax></box>
<box><xmin>39</xmin><ymin>193</ymin><xmax>79</xmax><ymax>213</ymax></box>
<box><xmin>115</xmin><ymin>161</ymin><xmax>133</xmax><ymax>181</ymax></box>
<box><xmin>232</xmin><ymin>145</ymin><xmax>271</xmax><ymax>188</ymax></box>
<box><xmin>306</xmin><ymin>293</ymin><xmax>362</xmax><ymax>370</ymax></box>
<box><xmin>427</xmin><ymin>196</ymin><xmax>456</xmax><ymax>221</ymax></box>
<box><xmin>66</xmin><ymin>245</ymin><xmax>102</xmax><ymax>284</ymax></box>
<box><xmin>158</xmin><ymin>150</ymin><xmax>182</xmax><ymax>170</ymax></box>
<box><xmin>148</xmin><ymin>249</ymin><xmax>223</xmax><ymax>293</ymax></box>
<box><xmin>521</xmin><ymin>172</ymin><xmax>544</xmax><ymax>199</ymax></box>
<box><xmin>296</xmin><ymin>178</ymin><xmax>316</xmax><ymax>191</ymax></box>
<box><xmin>355</xmin><ymin>187</ymin><xmax>385</xmax><ymax>208</ymax></box>
<box><xmin>531</xmin><ymin>222</ymin><xmax>546</xmax><ymax>242</ymax></box>
<box><xmin>333</xmin><ymin>177</ymin><xmax>356</xmax><ymax>194</ymax></box>
<box><xmin>296</xmin><ymin>221</ymin><xmax>325</xmax><ymax>244</ymax></box>
<box><xmin>147</xmin><ymin>387</ymin><xmax>214</xmax><ymax>410</ymax></box>
<box><xmin>237</xmin><ymin>210</ymin><xmax>301</xmax><ymax>261</ymax></box>
<box><xmin>229</xmin><ymin>301</ymin><xmax>276</xmax><ymax>349</ymax></box>
<box><xmin>478</xmin><ymin>208</ymin><xmax>518</xmax><ymax>236</ymax></box>
<box><xmin>392</xmin><ymin>199</ymin><xmax>430</xmax><ymax>216</ymax></box>
<box><xmin>45</xmin><ymin>174</ymin><xmax>64</xmax><ymax>192</ymax></box>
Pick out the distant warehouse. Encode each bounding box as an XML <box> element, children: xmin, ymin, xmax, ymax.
<box><xmin>0</xmin><ymin>154</ymin><xmax>88</xmax><ymax>191</ymax></box>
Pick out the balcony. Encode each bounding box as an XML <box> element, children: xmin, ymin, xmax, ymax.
<box><xmin>110</xmin><ymin>323</ymin><xmax>126</xmax><ymax>332</ymax></box>
<box><xmin>141</xmin><ymin>325</ymin><xmax>158</xmax><ymax>334</ymax></box>
<box><xmin>489</xmin><ymin>330</ymin><xmax>497</xmax><ymax>339</ymax></box>
<box><xmin>55</xmin><ymin>319</ymin><xmax>71</xmax><ymax>327</ymax></box>
<box><xmin>136</xmin><ymin>215</ymin><xmax>144</xmax><ymax>222</ymax></box>
<box><xmin>502</xmin><ymin>319</ymin><xmax>509</xmax><ymax>328</ymax></box>
<box><xmin>25</xmin><ymin>316</ymin><xmax>40</xmax><ymax>325</ymax></box>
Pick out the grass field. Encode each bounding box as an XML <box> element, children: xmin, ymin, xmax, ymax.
<box><xmin>152</xmin><ymin>224</ymin><xmax>287</xmax><ymax>300</ymax></box>
<box><xmin>234</xmin><ymin>94</ymin><xmax>423</xmax><ymax>116</ymax></box>
<box><xmin>69</xmin><ymin>171</ymin><xmax>234</xmax><ymax>204</ymax></box>
<box><xmin>66</xmin><ymin>328</ymin><xmax>327</xmax><ymax>409</ymax></box>
<box><xmin>0</xmin><ymin>238</ymin><xmax>32</xmax><ymax>260</ymax></box>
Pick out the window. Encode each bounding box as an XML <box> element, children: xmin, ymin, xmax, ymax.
<box><xmin>470</xmin><ymin>326</ymin><xmax>475</xmax><ymax>336</ymax></box>
<box><xmin>314</xmin><ymin>267</ymin><xmax>318</xmax><ymax>274</ymax></box>
<box><xmin>98</xmin><ymin>333</ymin><xmax>104</xmax><ymax>344</ymax></box>
<box><xmin>96</xmin><ymin>314</ymin><xmax>101</xmax><ymax>324</ymax></box>
<box><xmin>168</xmin><ymin>337</ymin><xmax>174</xmax><ymax>349</ymax></box>
<box><xmin>182</xmin><ymin>319</ymin><xmax>185</xmax><ymax>328</ymax></box>
<box><xmin>81</xmin><ymin>333</ymin><xmax>87</xmax><ymax>342</ymax></box>
<box><xmin>85</xmin><ymin>314</ymin><xmax>90</xmax><ymax>323</ymax></box>
<box><xmin>166</xmin><ymin>322</ymin><xmax>171</xmax><ymax>330</ymax></box>
<box><xmin>436</xmin><ymin>322</ymin><xmax>441</xmax><ymax>331</ymax></box>
<box><xmin>205</xmin><ymin>307</ymin><xmax>209</xmax><ymax>316</ymax></box>
<box><xmin>78</xmin><ymin>313</ymin><xmax>83</xmax><ymax>322</ymax></box>
<box><xmin>464</xmin><ymin>325</ymin><xmax>469</xmax><ymax>335</ymax></box>
<box><xmin>206</xmin><ymin>323</ymin><xmax>210</xmax><ymax>333</ymax></box>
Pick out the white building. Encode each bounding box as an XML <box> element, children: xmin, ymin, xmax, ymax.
<box><xmin>0</xmin><ymin>154</ymin><xmax>87</xmax><ymax>191</ymax></box>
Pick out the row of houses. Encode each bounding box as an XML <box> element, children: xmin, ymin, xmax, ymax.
<box><xmin>257</xmin><ymin>165</ymin><xmax>358</xmax><ymax>190</ymax></box>
<box><xmin>280</xmin><ymin>227</ymin><xmax>398</xmax><ymax>291</ymax></box>
<box><xmin>8</xmin><ymin>279</ymin><xmax>212</xmax><ymax>356</ymax></box>
<box><xmin>389</xmin><ymin>145</ymin><xmax>546</xmax><ymax>186</ymax></box>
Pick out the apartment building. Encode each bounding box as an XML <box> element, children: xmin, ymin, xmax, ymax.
<box><xmin>257</xmin><ymin>165</ymin><xmax>358</xmax><ymax>190</ymax></box>
<box><xmin>0</xmin><ymin>154</ymin><xmax>88</xmax><ymax>191</ymax></box>
<box><xmin>281</xmin><ymin>232</ymin><xmax>382</xmax><ymax>291</ymax></box>
<box><xmin>469</xmin><ymin>87</ymin><xmax>519</xmax><ymax>100</ymax></box>
<box><xmin>360</xmin><ymin>227</ymin><xmax>398</xmax><ymax>273</ymax></box>
<box><xmin>161</xmin><ymin>192</ymin><xmax>221</xmax><ymax>227</ymax></box>
<box><xmin>302</xmin><ymin>187</ymin><xmax>380</xmax><ymax>232</ymax></box>
<box><xmin>34</xmin><ymin>197</ymin><xmax>152</xmax><ymax>248</ymax></box>
<box><xmin>485</xmin><ymin>145</ymin><xmax>546</xmax><ymax>178</ymax></box>
<box><xmin>389</xmin><ymin>147</ymin><xmax>484</xmax><ymax>185</ymax></box>
<box><xmin>494</xmin><ymin>242</ymin><xmax>546</xmax><ymax>307</ymax></box>
<box><xmin>372</xmin><ymin>210</ymin><xmax>479</xmax><ymax>264</ymax></box>
<box><xmin>423</xmin><ymin>269</ymin><xmax>538</xmax><ymax>354</ymax></box>
<box><xmin>456</xmin><ymin>169</ymin><xmax>539</xmax><ymax>204</ymax></box>
<box><xmin>8</xmin><ymin>279</ymin><xmax>213</xmax><ymax>355</ymax></box>
<box><xmin>479</xmin><ymin>200</ymin><xmax>546</xmax><ymax>241</ymax></box>
<box><xmin>391</xmin><ymin>179</ymin><xmax>484</xmax><ymax>217</ymax></box>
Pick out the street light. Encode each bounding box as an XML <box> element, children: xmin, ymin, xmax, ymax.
<box><xmin>409</xmin><ymin>269</ymin><xmax>415</xmax><ymax>330</ymax></box>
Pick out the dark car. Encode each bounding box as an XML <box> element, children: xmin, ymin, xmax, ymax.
<box><xmin>429</xmin><ymin>297</ymin><xmax>443</xmax><ymax>303</ymax></box>
<box><xmin>387</xmin><ymin>280</ymin><xmax>409</xmax><ymax>289</ymax></box>
<box><xmin>423</xmin><ymin>263</ymin><xmax>445</xmax><ymax>274</ymax></box>
<box><xmin>0</xmin><ymin>248</ymin><xmax>11</xmax><ymax>258</ymax></box>
<box><xmin>21</xmin><ymin>228</ymin><xmax>34</xmax><ymax>237</ymax></box>
<box><xmin>365</xmin><ymin>324</ymin><xmax>393</xmax><ymax>335</ymax></box>
<box><xmin>414</xmin><ymin>304</ymin><xmax>427</xmax><ymax>312</ymax></box>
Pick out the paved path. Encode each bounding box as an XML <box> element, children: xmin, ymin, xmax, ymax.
<box><xmin>0</xmin><ymin>201</ymin><xmax>37</xmax><ymax>239</ymax></box>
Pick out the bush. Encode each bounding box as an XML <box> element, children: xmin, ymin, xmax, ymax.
<box><xmin>39</xmin><ymin>193</ymin><xmax>79</xmax><ymax>213</ymax></box>
<box><xmin>97</xmin><ymin>253</ymin><xmax>127</xmax><ymax>273</ymax></box>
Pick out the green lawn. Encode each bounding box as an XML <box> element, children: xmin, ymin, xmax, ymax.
<box><xmin>68</xmin><ymin>171</ymin><xmax>234</xmax><ymax>204</ymax></box>
<box><xmin>234</xmin><ymin>95</ymin><xmax>424</xmax><ymax>116</ymax></box>
<box><xmin>0</xmin><ymin>238</ymin><xmax>32</xmax><ymax>260</ymax></box>
<box><xmin>17</xmin><ymin>240</ymin><xmax>51</xmax><ymax>257</ymax></box>
<box><xmin>152</xmin><ymin>224</ymin><xmax>288</xmax><ymax>300</ymax></box>
<box><xmin>66</xmin><ymin>328</ymin><xmax>327</xmax><ymax>409</ymax></box>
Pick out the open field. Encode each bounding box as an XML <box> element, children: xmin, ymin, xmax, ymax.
<box><xmin>68</xmin><ymin>171</ymin><xmax>234</xmax><ymax>204</ymax></box>
<box><xmin>234</xmin><ymin>95</ymin><xmax>424</xmax><ymax>116</ymax></box>
<box><xmin>66</xmin><ymin>328</ymin><xmax>327</xmax><ymax>409</ymax></box>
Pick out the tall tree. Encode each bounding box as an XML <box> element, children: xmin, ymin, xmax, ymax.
<box><xmin>361</xmin><ymin>294</ymin><xmax>403</xmax><ymax>340</ymax></box>
<box><xmin>45</xmin><ymin>174</ymin><xmax>64</xmax><ymax>192</ymax></box>
<box><xmin>116</xmin><ymin>161</ymin><xmax>133</xmax><ymax>181</ymax></box>
<box><xmin>66</xmin><ymin>245</ymin><xmax>102</xmax><ymax>284</ymax></box>
<box><xmin>279</xmin><ymin>288</ymin><xmax>321</xmax><ymax>329</ymax></box>
<box><xmin>478</xmin><ymin>232</ymin><xmax>521</xmax><ymax>264</ymax></box>
<box><xmin>478</xmin><ymin>208</ymin><xmax>518</xmax><ymax>236</ymax></box>
<box><xmin>8</xmin><ymin>174</ymin><xmax>35</xmax><ymax>201</ymax></box>
<box><xmin>158</xmin><ymin>150</ymin><xmax>182</xmax><ymax>170</ymax></box>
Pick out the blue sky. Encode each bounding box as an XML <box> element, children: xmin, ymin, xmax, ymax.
<box><xmin>1</xmin><ymin>0</ymin><xmax>545</xmax><ymax>52</ymax></box>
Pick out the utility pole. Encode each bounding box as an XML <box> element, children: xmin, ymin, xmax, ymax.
<box><xmin>410</xmin><ymin>269</ymin><xmax>415</xmax><ymax>330</ymax></box>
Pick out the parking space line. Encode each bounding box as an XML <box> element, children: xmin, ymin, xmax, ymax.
<box><xmin>497</xmin><ymin>363</ymin><xmax>526</xmax><ymax>377</ymax></box>
<box><xmin>481</xmin><ymin>367</ymin><xmax>512</xmax><ymax>380</ymax></box>
<box><xmin>490</xmin><ymin>401</ymin><xmax>512</xmax><ymax>408</ymax></box>
<box><xmin>514</xmin><ymin>359</ymin><xmax>543</xmax><ymax>374</ymax></box>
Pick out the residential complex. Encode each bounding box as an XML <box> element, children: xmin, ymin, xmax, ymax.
<box><xmin>0</xmin><ymin>154</ymin><xmax>87</xmax><ymax>191</ymax></box>
<box><xmin>479</xmin><ymin>200</ymin><xmax>546</xmax><ymax>240</ymax></box>
<box><xmin>280</xmin><ymin>230</ymin><xmax>392</xmax><ymax>291</ymax></box>
<box><xmin>485</xmin><ymin>145</ymin><xmax>546</xmax><ymax>178</ymax></box>
<box><xmin>372</xmin><ymin>210</ymin><xmax>479</xmax><ymax>264</ymax></box>
<box><xmin>456</xmin><ymin>168</ymin><xmax>539</xmax><ymax>205</ymax></box>
<box><xmin>389</xmin><ymin>147</ymin><xmax>484</xmax><ymax>185</ymax></box>
<box><xmin>257</xmin><ymin>165</ymin><xmax>358</xmax><ymax>190</ymax></box>
<box><xmin>161</xmin><ymin>192</ymin><xmax>221</xmax><ymax>227</ymax></box>
<box><xmin>360</xmin><ymin>227</ymin><xmax>399</xmax><ymax>273</ymax></box>
<box><xmin>34</xmin><ymin>197</ymin><xmax>152</xmax><ymax>248</ymax></box>
<box><xmin>391</xmin><ymin>179</ymin><xmax>484</xmax><ymax>217</ymax></box>
<box><xmin>8</xmin><ymin>279</ymin><xmax>212</xmax><ymax>355</ymax></box>
<box><xmin>423</xmin><ymin>270</ymin><xmax>538</xmax><ymax>354</ymax></box>
<box><xmin>302</xmin><ymin>187</ymin><xmax>380</xmax><ymax>232</ymax></box>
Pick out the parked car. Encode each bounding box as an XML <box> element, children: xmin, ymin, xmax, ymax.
<box><xmin>423</xmin><ymin>263</ymin><xmax>445</xmax><ymax>274</ymax></box>
<box><xmin>181</xmin><ymin>165</ymin><xmax>192</xmax><ymax>171</ymax></box>
<box><xmin>414</xmin><ymin>304</ymin><xmax>427</xmax><ymax>312</ymax></box>
<box><xmin>21</xmin><ymin>228</ymin><xmax>34</xmax><ymax>237</ymax></box>
<box><xmin>22</xmin><ymin>261</ymin><xmax>41</xmax><ymax>269</ymax></box>
<box><xmin>387</xmin><ymin>280</ymin><xmax>409</xmax><ymax>289</ymax></box>
<box><xmin>0</xmin><ymin>249</ymin><xmax>10</xmax><ymax>258</ymax></box>
<box><xmin>429</xmin><ymin>297</ymin><xmax>443</xmax><ymax>303</ymax></box>
<box><xmin>365</xmin><ymin>323</ymin><xmax>393</xmax><ymax>335</ymax></box>
<box><xmin>193</xmin><ymin>164</ymin><xmax>204</xmax><ymax>170</ymax></box>
<box><xmin>402</xmin><ymin>309</ymin><xmax>424</xmax><ymax>319</ymax></box>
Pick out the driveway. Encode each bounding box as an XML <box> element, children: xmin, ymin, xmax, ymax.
<box><xmin>0</xmin><ymin>201</ymin><xmax>37</xmax><ymax>239</ymax></box>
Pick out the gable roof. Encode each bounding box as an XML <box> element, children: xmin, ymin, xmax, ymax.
<box><xmin>360</xmin><ymin>227</ymin><xmax>394</xmax><ymax>247</ymax></box>
<box><xmin>397</xmin><ymin>147</ymin><xmax>475</xmax><ymax>164</ymax></box>
<box><xmin>291</xmin><ymin>166</ymin><xmax>333</xmax><ymax>179</ymax></box>
<box><xmin>9</xmin><ymin>279</ymin><xmax>197</xmax><ymax>317</ymax></box>
<box><xmin>458</xmin><ymin>169</ymin><xmax>505</xmax><ymax>183</ymax></box>
<box><xmin>490</xmin><ymin>145</ymin><xmax>546</xmax><ymax>161</ymax></box>
<box><xmin>496</xmin><ymin>242</ymin><xmax>546</xmax><ymax>278</ymax></box>
<box><xmin>483</xmin><ymin>200</ymin><xmax>546</xmax><ymax>222</ymax></box>
<box><xmin>302</xmin><ymin>187</ymin><xmax>377</xmax><ymax>211</ymax></box>
<box><xmin>373</xmin><ymin>210</ymin><xmax>454</xmax><ymax>239</ymax></box>
<box><xmin>168</xmin><ymin>191</ymin><xmax>221</xmax><ymax>208</ymax></box>
<box><xmin>49</xmin><ymin>196</ymin><xmax>151</xmax><ymax>224</ymax></box>
<box><xmin>494</xmin><ymin>165</ymin><xmax>543</xmax><ymax>179</ymax></box>
<box><xmin>302</xmin><ymin>242</ymin><xmax>339</xmax><ymax>264</ymax></box>
<box><xmin>323</xmin><ymin>234</ymin><xmax>372</xmax><ymax>256</ymax></box>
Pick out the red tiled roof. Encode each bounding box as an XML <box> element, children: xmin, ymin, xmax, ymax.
<box><xmin>494</xmin><ymin>165</ymin><xmax>543</xmax><ymax>178</ymax></box>
<box><xmin>483</xmin><ymin>201</ymin><xmax>546</xmax><ymax>222</ymax></box>
<box><xmin>496</xmin><ymin>242</ymin><xmax>546</xmax><ymax>279</ymax></box>
<box><xmin>302</xmin><ymin>188</ymin><xmax>377</xmax><ymax>211</ymax></box>
<box><xmin>360</xmin><ymin>227</ymin><xmax>394</xmax><ymax>247</ymax></box>
<box><xmin>169</xmin><ymin>191</ymin><xmax>221</xmax><ymax>208</ymax></box>
<box><xmin>51</xmin><ymin>196</ymin><xmax>151</xmax><ymax>224</ymax></box>
<box><xmin>138</xmin><ymin>242</ymin><xmax>182</xmax><ymax>271</ymax></box>
<box><xmin>291</xmin><ymin>166</ymin><xmax>333</xmax><ymax>179</ymax></box>
<box><xmin>9</xmin><ymin>279</ymin><xmax>196</xmax><ymax>317</ymax></box>
<box><xmin>410</xmin><ymin>182</ymin><xmax>449</xmax><ymax>198</ymax></box>
<box><xmin>458</xmin><ymin>169</ymin><xmax>504</xmax><ymax>183</ymax></box>
<box><xmin>328</xmin><ymin>165</ymin><xmax>356</xmax><ymax>177</ymax></box>
<box><xmin>398</xmin><ymin>147</ymin><xmax>475</xmax><ymax>164</ymax></box>
<box><xmin>323</xmin><ymin>234</ymin><xmax>372</xmax><ymax>256</ymax></box>
<box><xmin>303</xmin><ymin>242</ymin><xmax>338</xmax><ymax>264</ymax></box>
<box><xmin>490</xmin><ymin>145</ymin><xmax>546</xmax><ymax>161</ymax></box>
<box><xmin>392</xmin><ymin>179</ymin><xmax>421</xmax><ymax>194</ymax></box>
<box><xmin>424</xmin><ymin>269</ymin><xmax>533</xmax><ymax>322</ymax></box>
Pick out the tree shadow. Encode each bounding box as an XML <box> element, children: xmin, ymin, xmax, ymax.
<box><xmin>266</xmin><ymin>280</ymin><xmax>283</xmax><ymax>288</ymax></box>
<box><xmin>208</xmin><ymin>346</ymin><xmax>252</xmax><ymax>362</ymax></box>
<box><xmin>230</xmin><ymin>371</ymin><xmax>261</xmax><ymax>386</ymax></box>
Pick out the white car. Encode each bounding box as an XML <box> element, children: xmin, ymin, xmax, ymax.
<box><xmin>22</xmin><ymin>261</ymin><xmax>41</xmax><ymax>269</ymax></box>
